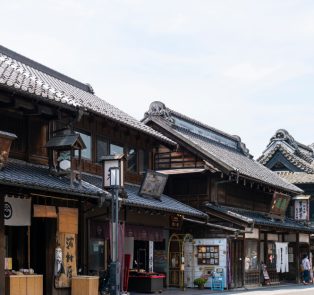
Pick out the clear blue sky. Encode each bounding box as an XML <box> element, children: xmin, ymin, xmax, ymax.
<box><xmin>2</xmin><ymin>0</ymin><xmax>314</xmax><ymax>157</ymax></box>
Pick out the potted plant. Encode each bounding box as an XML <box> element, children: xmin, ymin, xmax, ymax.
<box><xmin>181</xmin><ymin>284</ymin><xmax>187</xmax><ymax>291</ymax></box>
<box><xmin>194</xmin><ymin>274</ymin><xmax>208</xmax><ymax>290</ymax></box>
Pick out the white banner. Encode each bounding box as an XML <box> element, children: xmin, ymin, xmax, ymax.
<box><xmin>4</xmin><ymin>196</ymin><xmax>31</xmax><ymax>226</ymax></box>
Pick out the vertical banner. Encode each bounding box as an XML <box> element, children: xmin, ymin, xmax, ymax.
<box><xmin>149</xmin><ymin>241</ymin><xmax>154</xmax><ymax>272</ymax></box>
<box><xmin>55</xmin><ymin>233</ymin><xmax>77</xmax><ymax>288</ymax></box>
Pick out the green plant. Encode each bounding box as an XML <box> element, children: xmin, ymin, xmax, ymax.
<box><xmin>194</xmin><ymin>275</ymin><xmax>208</xmax><ymax>285</ymax></box>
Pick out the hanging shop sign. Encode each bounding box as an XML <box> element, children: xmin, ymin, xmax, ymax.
<box><xmin>4</xmin><ymin>196</ymin><xmax>31</xmax><ymax>226</ymax></box>
<box><xmin>33</xmin><ymin>205</ymin><xmax>57</xmax><ymax>218</ymax></box>
<box><xmin>293</xmin><ymin>196</ymin><xmax>310</xmax><ymax>221</ymax></box>
<box><xmin>58</xmin><ymin>207</ymin><xmax>78</xmax><ymax>234</ymax></box>
<box><xmin>269</xmin><ymin>192</ymin><xmax>291</xmax><ymax>215</ymax></box>
<box><xmin>170</xmin><ymin>215</ymin><xmax>181</xmax><ymax>229</ymax></box>
<box><xmin>149</xmin><ymin>241</ymin><xmax>154</xmax><ymax>272</ymax></box>
<box><xmin>139</xmin><ymin>170</ymin><xmax>168</xmax><ymax>199</ymax></box>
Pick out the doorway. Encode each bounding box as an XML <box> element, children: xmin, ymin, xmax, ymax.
<box><xmin>230</xmin><ymin>240</ymin><xmax>243</xmax><ymax>288</ymax></box>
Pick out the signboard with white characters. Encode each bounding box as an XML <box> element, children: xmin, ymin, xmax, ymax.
<box><xmin>294</xmin><ymin>199</ymin><xmax>309</xmax><ymax>221</ymax></box>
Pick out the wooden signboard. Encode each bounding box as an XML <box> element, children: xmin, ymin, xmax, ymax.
<box><xmin>139</xmin><ymin>170</ymin><xmax>168</xmax><ymax>199</ymax></box>
<box><xmin>55</xmin><ymin>233</ymin><xmax>77</xmax><ymax>288</ymax></box>
<box><xmin>197</xmin><ymin>245</ymin><xmax>219</xmax><ymax>265</ymax></box>
<box><xmin>269</xmin><ymin>192</ymin><xmax>291</xmax><ymax>215</ymax></box>
<box><xmin>170</xmin><ymin>215</ymin><xmax>181</xmax><ymax>229</ymax></box>
<box><xmin>58</xmin><ymin>207</ymin><xmax>78</xmax><ymax>234</ymax></box>
<box><xmin>261</xmin><ymin>263</ymin><xmax>270</xmax><ymax>285</ymax></box>
<box><xmin>294</xmin><ymin>199</ymin><xmax>309</xmax><ymax>221</ymax></box>
<box><xmin>33</xmin><ymin>205</ymin><xmax>57</xmax><ymax>218</ymax></box>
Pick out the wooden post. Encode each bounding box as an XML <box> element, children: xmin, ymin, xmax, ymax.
<box><xmin>243</xmin><ymin>234</ymin><xmax>246</xmax><ymax>287</ymax></box>
<box><xmin>0</xmin><ymin>194</ymin><xmax>5</xmax><ymax>295</ymax></box>
<box><xmin>79</xmin><ymin>149</ymin><xmax>82</xmax><ymax>188</ymax></box>
<box><xmin>264</xmin><ymin>233</ymin><xmax>268</xmax><ymax>268</ymax></box>
<box><xmin>28</xmin><ymin>226</ymin><xmax>30</xmax><ymax>269</ymax></box>
<box><xmin>296</xmin><ymin>233</ymin><xmax>300</xmax><ymax>283</ymax></box>
<box><xmin>70</xmin><ymin>147</ymin><xmax>74</xmax><ymax>186</ymax></box>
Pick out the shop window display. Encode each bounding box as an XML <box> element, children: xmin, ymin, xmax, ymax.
<box><xmin>245</xmin><ymin>241</ymin><xmax>258</xmax><ymax>271</ymax></box>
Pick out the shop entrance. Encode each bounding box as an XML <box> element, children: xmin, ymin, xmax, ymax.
<box><xmin>134</xmin><ymin>240</ymin><xmax>149</xmax><ymax>272</ymax></box>
<box><xmin>230</xmin><ymin>240</ymin><xmax>243</xmax><ymax>288</ymax></box>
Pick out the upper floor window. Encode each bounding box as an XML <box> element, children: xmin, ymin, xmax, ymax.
<box><xmin>74</xmin><ymin>127</ymin><xmax>92</xmax><ymax>160</ymax></box>
<box><xmin>110</xmin><ymin>141</ymin><xmax>124</xmax><ymax>155</ymax></box>
<box><xmin>127</xmin><ymin>146</ymin><xmax>137</xmax><ymax>174</ymax></box>
<box><xmin>96</xmin><ymin>135</ymin><xmax>109</xmax><ymax>163</ymax></box>
<box><xmin>140</xmin><ymin>150</ymin><xmax>149</xmax><ymax>175</ymax></box>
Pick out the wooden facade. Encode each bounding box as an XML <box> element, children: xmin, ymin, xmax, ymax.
<box><xmin>0</xmin><ymin>86</ymin><xmax>171</xmax><ymax>295</ymax></box>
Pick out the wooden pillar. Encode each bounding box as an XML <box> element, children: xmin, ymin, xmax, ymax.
<box><xmin>296</xmin><ymin>233</ymin><xmax>300</xmax><ymax>283</ymax></box>
<box><xmin>243</xmin><ymin>234</ymin><xmax>246</xmax><ymax>286</ymax></box>
<box><xmin>264</xmin><ymin>233</ymin><xmax>268</xmax><ymax>267</ymax></box>
<box><xmin>0</xmin><ymin>194</ymin><xmax>4</xmax><ymax>295</ymax></box>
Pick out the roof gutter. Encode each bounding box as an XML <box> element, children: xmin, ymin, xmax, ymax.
<box><xmin>230</xmin><ymin>223</ymin><xmax>255</xmax><ymax>240</ymax></box>
<box><xmin>215</xmin><ymin>170</ymin><xmax>239</xmax><ymax>205</ymax></box>
<box><xmin>183</xmin><ymin>217</ymin><xmax>239</xmax><ymax>232</ymax></box>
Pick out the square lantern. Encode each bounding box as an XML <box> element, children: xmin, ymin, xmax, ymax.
<box><xmin>100</xmin><ymin>154</ymin><xmax>126</xmax><ymax>189</ymax></box>
<box><xmin>109</xmin><ymin>167</ymin><xmax>120</xmax><ymax>188</ymax></box>
<box><xmin>0</xmin><ymin>131</ymin><xmax>17</xmax><ymax>171</ymax></box>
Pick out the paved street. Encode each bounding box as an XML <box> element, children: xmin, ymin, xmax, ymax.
<box><xmin>130</xmin><ymin>284</ymin><xmax>314</xmax><ymax>295</ymax></box>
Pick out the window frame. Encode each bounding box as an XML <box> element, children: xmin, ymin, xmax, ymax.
<box><xmin>244</xmin><ymin>239</ymin><xmax>259</xmax><ymax>272</ymax></box>
<box><xmin>73</xmin><ymin>126</ymin><xmax>93</xmax><ymax>161</ymax></box>
<box><xmin>95</xmin><ymin>134</ymin><xmax>110</xmax><ymax>164</ymax></box>
<box><xmin>127</xmin><ymin>145</ymin><xmax>138</xmax><ymax>174</ymax></box>
<box><xmin>139</xmin><ymin>149</ymin><xmax>150</xmax><ymax>175</ymax></box>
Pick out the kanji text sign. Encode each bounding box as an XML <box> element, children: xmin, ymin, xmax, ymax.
<box><xmin>269</xmin><ymin>193</ymin><xmax>291</xmax><ymax>215</ymax></box>
<box><xmin>294</xmin><ymin>199</ymin><xmax>309</xmax><ymax>221</ymax></box>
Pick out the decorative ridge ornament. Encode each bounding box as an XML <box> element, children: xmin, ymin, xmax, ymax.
<box><xmin>269</xmin><ymin>129</ymin><xmax>298</xmax><ymax>149</ymax></box>
<box><xmin>144</xmin><ymin>101</ymin><xmax>175</xmax><ymax>123</ymax></box>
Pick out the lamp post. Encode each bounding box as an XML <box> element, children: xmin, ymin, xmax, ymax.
<box><xmin>109</xmin><ymin>166</ymin><xmax>121</xmax><ymax>295</ymax></box>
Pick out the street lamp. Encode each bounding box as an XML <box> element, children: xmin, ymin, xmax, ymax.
<box><xmin>100</xmin><ymin>155</ymin><xmax>125</xmax><ymax>295</ymax></box>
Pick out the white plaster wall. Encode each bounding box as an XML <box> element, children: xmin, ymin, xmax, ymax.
<box><xmin>300</xmin><ymin>233</ymin><xmax>309</xmax><ymax>243</ymax></box>
<box><xmin>245</xmin><ymin>228</ymin><xmax>259</xmax><ymax>239</ymax></box>
<box><xmin>184</xmin><ymin>238</ymin><xmax>227</xmax><ymax>289</ymax></box>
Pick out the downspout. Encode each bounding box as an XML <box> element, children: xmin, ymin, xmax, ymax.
<box><xmin>215</xmin><ymin>170</ymin><xmax>239</xmax><ymax>205</ymax></box>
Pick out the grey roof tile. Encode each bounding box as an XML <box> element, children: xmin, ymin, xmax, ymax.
<box><xmin>0</xmin><ymin>46</ymin><xmax>175</xmax><ymax>147</ymax></box>
<box><xmin>207</xmin><ymin>203</ymin><xmax>314</xmax><ymax>232</ymax></box>
<box><xmin>275</xmin><ymin>172</ymin><xmax>314</xmax><ymax>184</ymax></box>
<box><xmin>0</xmin><ymin>159</ymin><xmax>104</xmax><ymax>197</ymax></box>
<box><xmin>81</xmin><ymin>173</ymin><xmax>207</xmax><ymax>218</ymax></box>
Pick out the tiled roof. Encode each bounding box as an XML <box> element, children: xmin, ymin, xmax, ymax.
<box><xmin>81</xmin><ymin>173</ymin><xmax>207</xmax><ymax>218</ymax></box>
<box><xmin>207</xmin><ymin>203</ymin><xmax>314</xmax><ymax>232</ymax></box>
<box><xmin>0</xmin><ymin>159</ymin><xmax>104</xmax><ymax>197</ymax></box>
<box><xmin>258</xmin><ymin>144</ymin><xmax>314</xmax><ymax>174</ymax></box>
<box><xmin>275</xmin><ymin>172</ymin><xmax>314</xmax><ymax>184</ymax></box>
<box><xmin>0</xmin><ymin>46</ymin><xmax>175</xmax><ymax>147</ymax></box>
<box><xmin>142</xmin><ymin>104</ymin><xmax>302</xmax><ymax>193</ymax></box>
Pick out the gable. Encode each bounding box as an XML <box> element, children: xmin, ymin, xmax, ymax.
<box><xmin>265</xmin><ymin>150</ymin><xmax>303</xmax><ymax>173</ymax></box>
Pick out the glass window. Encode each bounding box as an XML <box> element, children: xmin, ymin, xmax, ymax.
<box><xmin>245</xmin><ymin>241</ymin><xmax>258</xmax><ymax>271</ymax></box>
<box><xmin>96</xmin><ymin>136</ymin><xmax>109</xmax><ymax>163</ymax></box>
<box><xmin>74</xmin><ymin>128</ymin><xmax>92</xmax><ymax>159</ymax></box>
<box><xmin>110</xmin><ymin>141</ymin><xmax>124</xmax><ymax>155</ymax></box>
<box><xmin>88</xmin><ymin>238</ymin><xmax>105</xmax><ymax>273</ymax></box>
<box><xmin>127</xmin><ymin>146</ymin><xmax>138</xmax><ymax>174</ymax></box>
<box><xmin>268</xmin><ymin>242</ymin><xmax>276</xmax><ymax>269</ymax></box>
<box><xmin>140</xmin><ymin>150</ymin><xmax>149</xmax><ymax>175</ymax></box>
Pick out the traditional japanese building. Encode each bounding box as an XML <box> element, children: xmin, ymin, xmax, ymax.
<box><xmin>142</xmin><ymin>101</ymin><xmax>314</xmax><ymax>288</ymax></box>
<box><xmin>0</xmin><ymin>46</ymin><xmax>209</xmax><ymax>295</ymax></box>
<box><xmin>257</xmin><ymin>129</ymin><xmax>314</xmax><ymax>218</ymax></box>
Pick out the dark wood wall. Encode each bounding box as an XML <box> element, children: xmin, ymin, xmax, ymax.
<box><xmin>0</xmin><ymin>109</ymin><xmax>157</xmax><ymax>185</ymax></box>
